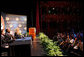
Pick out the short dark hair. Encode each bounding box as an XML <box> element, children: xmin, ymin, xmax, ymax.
<box><xmin>6</xmin><ymin>29</ymin><xmax>10</xmax><ymax>33</ymax></box>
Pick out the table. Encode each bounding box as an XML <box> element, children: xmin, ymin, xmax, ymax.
<box><xmin>9</xmin><ymin>37</ymin><xmax>32</xmax><ymax>56</ymax></box>
<box><xmin>9</xmin><ymin>37</ymin><xmax>32</xmax><ymax>46</ymax></box>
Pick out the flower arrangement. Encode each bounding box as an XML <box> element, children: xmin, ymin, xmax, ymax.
<box><xmin>39</xmin><ymin>32</ymin><xmax>64</xmax><ymax>56</ymax></box>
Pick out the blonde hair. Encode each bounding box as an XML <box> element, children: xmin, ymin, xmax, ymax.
<box><xmin>15</xmin><ymin>28</ymin><xmax>20</xmax><ymax>34</ymax></box>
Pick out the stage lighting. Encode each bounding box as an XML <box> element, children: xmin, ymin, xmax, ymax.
<box><xmin>10</xmin><ymin>24</ymin><xmax>13</xmax><ymax>28</ymax></box>
<box><xmin>10</xmin><ymin>31</ymin><xmax>13</xmax><ymax>34</ymax></box>
<box><xmin>16</xmin><ymin>18</ymin><xmax>19</xmax><ymax>21</ymax></box>
<box><xmin>6</xmin><ymin>17</ymin><xmax>9</xmax><ymax>21</ymax></box>
<box><xmin>19</xmin><ymin>24</ymin><xmax>22</xmax><ymax>27</ymax></box>
<box><xmin>53</xmin><ymin>7</ymin><xmax>55</xmax><ymax>10</ymax></box>
<box><xmin>24</xmin><ymin>27</ymin><xmax>27</xmax><ymax>30</ymax></box>
<box><xmin>20</xmin><ymin>30</ymin><xmax>22</xmax><ymax>33</ymax></box>
<box><xmin>24</xmin><ymin>18</ymin><xmax>27</xmax><ymax>21</ymax></box>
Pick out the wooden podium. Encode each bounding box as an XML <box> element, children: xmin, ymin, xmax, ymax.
<box><xmin>29</xmin><ymin>28</ymin><xmax>36</xmax><ymax>40</ymax></box>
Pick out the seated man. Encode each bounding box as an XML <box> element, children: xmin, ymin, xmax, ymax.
<box><xmin>1</xmin><ymin>29</ymin><xmax>10</xmax><ymax>55</ymax></box>
<box><xmin>5</xmin><ymin>29</ymin><xmax>15</xmax><ymax>43</ymax></box>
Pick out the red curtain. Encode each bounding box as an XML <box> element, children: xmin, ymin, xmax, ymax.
<box><xmin>36</xmin><ymin>0</ymin><xmax>40</xmax><ymax>34</ymax></box>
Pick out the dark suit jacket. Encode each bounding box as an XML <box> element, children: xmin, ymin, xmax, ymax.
<box><xmin>5</xmin><ymin>32</ymin><xmax>15</xmax><ymax>43</ymax></box>
<box><xmin>14</xmin><ymin>32</ymin><xmax>22</xmax><ymax>39</ymax></box>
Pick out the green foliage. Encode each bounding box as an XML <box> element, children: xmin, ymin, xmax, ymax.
<box><xmin>39</xmin><ymin>32</ymin><xmax>64</xmax><ymax>56</ymax></box>
<box><xmin>27</xmin><ymin>32</ymin><xmax>29</xmax><ymax>35</ymax></box>
<box><xmin>19</xmin><ymin>33</ymin><xmax>22</xmax><ymax>35</ymax></box>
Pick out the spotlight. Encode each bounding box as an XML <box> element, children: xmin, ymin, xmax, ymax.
<box><xmin>53</xmin><ymin>7</ymin><xmax>55</xmax><ymax>10</ymax></box>
<box><xmin>19</xmin><ymin>24</ymin><xmax>22</xmax><ymax>27</ymax></box>
<box><xmin>6</xmin><ymin>17</ymin><xmax>9</xmax><ymax>21</ymax></box>
<box><xmin>24</xmin><ymin>18</ymin><xmax>27</xmax><ymax>21</ymax></box>
<box><xmin>20</xmin><ymin>30</ymin><xmax>22</xmax><ymax>33</ymax></box>
<box><xmin>10</xmin><ymin>31</ymin><xmax>13</xmax><ymax>34</ymax></box>
<box><xmin>16</xmin><ymin>18</ymin><xmax>19</xmax><ymax>21</ymax></box>
<box><xmin>10</xmin><ymin>24</ymin><xmax>13</xmax><ymax>28</ymax></box>
<box><xmin>24</xmin><ymin>27</ymin><xmax>27</xmax><ymax>30</ymax></box>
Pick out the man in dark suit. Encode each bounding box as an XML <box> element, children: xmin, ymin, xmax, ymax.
<box><xmin>5</xmin><ymin>29</ymin><xmax>15</xmax><ymax>43</ymax></box>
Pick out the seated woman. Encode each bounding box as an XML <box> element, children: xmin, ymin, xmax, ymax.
<box><xmin>5</xmin><ymin>29</ymin><xmax>15</xmax><ymax>43</ymax></box>
<box><xmin>14</xmin><ymin>28</ymin><xmax>22</xmax><ymax>39</ymax></box>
